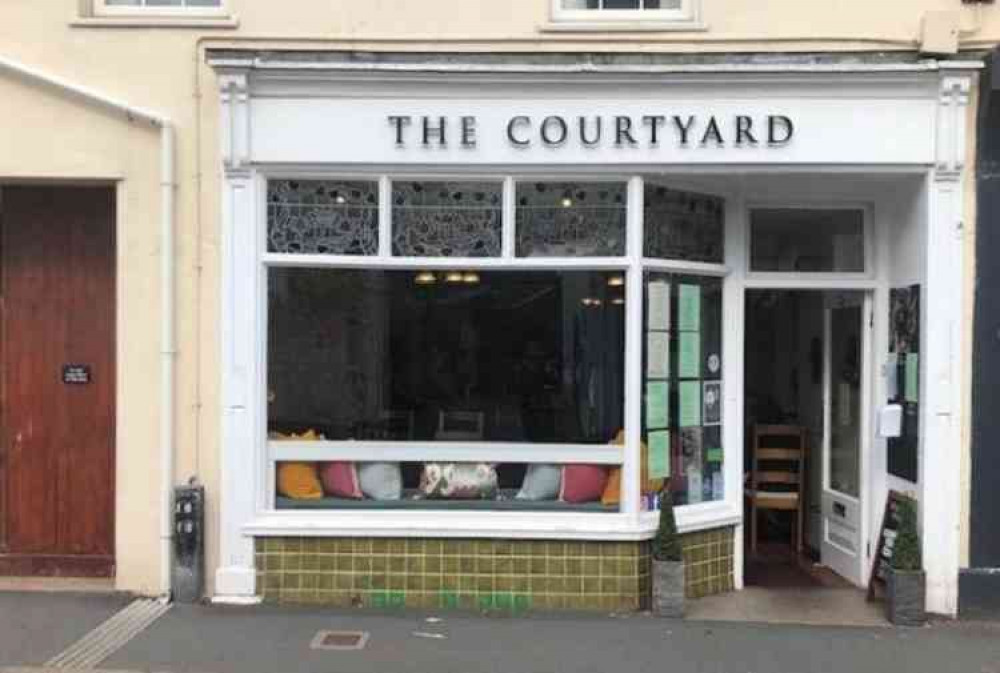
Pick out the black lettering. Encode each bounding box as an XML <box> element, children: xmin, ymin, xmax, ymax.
<box><xmin>672</xmin><ymin>115</ymin><xmax>696</xmax><ymax>146</ymax></box>
<box><xmin>701</xmin><ymin>116</ymin><xmax>724</xmax><ymax>146</ymax></box>
<box><xmin>422</xmin><ymin>116</ymin><xmax>447</xmax><ymax>146</ymax></box>
<box><xmin>507</xmin><ymin>115</ymin><xmax>531</xmax><ymax>147</ymax></box>
<box><xmin>615</xmin><ymin>116</ymin><xmax>637</xmax><ymax>146</ymax></box>
<box><xmin>735</xmin><ymin>115</ymin><xmax>757</xmax><ymax>145</ymax></box>
<box><xmin>388</xmin><ymin>115</ymin><xmax>412</xmax><ymax>146</ymax></box>
<box><xmin>461</xmin><ymin>116</ymin><xmax>477</xmax><ymax>147</ymax></box>
<box><xmin>642</xmin><ymin>115</ymin><xmax>666</xmax><ymax>145</ymax></box>
<box><xmin>768</xmin><ymin>115</ymin><xmax>794</xmax><ymax>145</ymax></box>
<box><xmin>579</xmin><ymin>116</ymin><xmax>602</xmax><ymax>146</ymax></box>
<box><xmin>540</xmin><ymin>116</ymin><xmax>569</xmax><ymax>146</ymax></box>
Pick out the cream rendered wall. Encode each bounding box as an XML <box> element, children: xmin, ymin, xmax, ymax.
<box><xmin>0</xmin><ymin>0</ymin><xmax>992</xmax><ymax>594</ymax></box>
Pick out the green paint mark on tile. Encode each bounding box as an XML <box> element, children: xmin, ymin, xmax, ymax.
<box><xmin>478</xmin><ymin>594</ymin><xmax>494</xmax><ymax>611</ymax></box>
<box><xmin>389</xmin><ymin>591</ymin><xmax>405</xmax><ymax>608</ymax></box>
<box><xmin>494</xmin><ymin>592</ymin><xmax>513</xmax><ymax>610</ymax></box>
<box><xmin>439</xmin><ymin>590</ymin><xmax>459</xmax><ymax>609</ymax></box>
<box><xmin>370</xmin><ymin>591</ymin><xmax>388</xmax><ymax>608</ymax></box>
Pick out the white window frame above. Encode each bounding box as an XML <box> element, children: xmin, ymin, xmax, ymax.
<box><xmin>94</xmin><ymin>0</ymin><xmax>227</xmax><ymax>17</ymax></box>
<box><xmin>548</xmin><ymin>0</ymin><xmax>702</xmax><ymax>30</ymax></box>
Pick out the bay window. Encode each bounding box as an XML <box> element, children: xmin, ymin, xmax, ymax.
<box><xmin>263</xmin><ymin>177</ymin><xmax>726</xmax><ymax>517</ymax></box>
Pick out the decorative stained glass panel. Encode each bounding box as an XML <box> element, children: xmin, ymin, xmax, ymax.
<box><xmin>644</xmin><ymin>184</ymin><xmax>725</xmax><ymax>263</ymax></box>
<box><xmin>391</xmin><ymin>181</ymin><xmax>502</xmax><ymax>257</ymax></box>
<box><xmin>267</xmin><ymin>180</ymin><xmax>379</xmax><ymax>255</ymax></box>
<box><xmin>516</xmin><ymin>182</ymin><xmax>627</xmax><ymax>257</ymax></box>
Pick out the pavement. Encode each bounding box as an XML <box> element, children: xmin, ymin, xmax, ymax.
<box><xmin>2</xmin><ymin>591</ymin><xmax>1000</xmax><ymax>673</ymax></box>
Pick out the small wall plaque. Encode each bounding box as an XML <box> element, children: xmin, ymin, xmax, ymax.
<box><xmin>62</xmin><ymin>364</ymin><xmax>92</xmax><ymax>384</ymax></box>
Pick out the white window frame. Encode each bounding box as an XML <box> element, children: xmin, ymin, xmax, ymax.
<box><xmin>94</xmin><ymin>0</ymin><xmax>227</xmax><ymax>17</ymax></box>
<box><xmin>549</xmin><ymin>0</ymin><xmax>701</xmax><ymax>29</ymax></box>
<box><xmin>744</xmin><ymin>203</ymin><xmax>876</xmax><ymax>284</ymax></box>
<box><xmin>254</xmin><ymin>170</ymin><xmax>733</xmax><ymax>533</ymax></box>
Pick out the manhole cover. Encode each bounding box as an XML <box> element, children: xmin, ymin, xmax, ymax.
<box><xmin>310</xmin><ymin>630</ymin><xmax>370</xmax><ymax>651</ymax></box>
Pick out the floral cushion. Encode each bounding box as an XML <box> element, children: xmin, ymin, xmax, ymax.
<box><xmin>419</xmin><ymin>463</ymin><xmax>499</xmax><ymax>499</ymax></box>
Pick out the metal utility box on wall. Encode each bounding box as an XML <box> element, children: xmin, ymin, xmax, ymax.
<box><xmin>172</xmin><ymin>483</ymin><xmax>205</xmax><ymax>603</ymax></box>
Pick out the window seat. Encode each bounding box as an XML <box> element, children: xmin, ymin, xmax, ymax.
<box><xmin>276</xmin><ymin>489</ymin><xmax>614</xmax><ymax>512</ymax></box>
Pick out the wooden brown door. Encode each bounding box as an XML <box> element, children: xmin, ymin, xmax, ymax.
<box><xmin>0</xmin><ymin>186</ymin><xmax>115</xmax><ymax>577</ymax></box>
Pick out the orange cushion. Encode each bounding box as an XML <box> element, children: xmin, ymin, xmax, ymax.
<box><xmin>277</xmin><ymin>462</ymin><xmax>323</xmax><ymax>500</ymax></box>
<box><xmin>601</xmin><ymin>430</ymin><xmax>666</xmax><ymax>505</ymax></box>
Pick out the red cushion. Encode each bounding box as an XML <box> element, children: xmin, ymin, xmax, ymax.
<box><xmin>559</xmin><ymin>464</ymin><xmax>610</xmax><ymax>503</ymax></box>
<box><xmin>319</xmin><ymin>462</ymin><xmax>362</xmax><ymax>499</ymax></box>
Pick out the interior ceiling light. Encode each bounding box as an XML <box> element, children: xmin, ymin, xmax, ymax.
<box><xmin>612</xmin><ymin>297</ymin><xmax>625</xmax><ymax>305</ymax></box>
<box><xmin>581</xmin><ymin>297</ymin><xmax>603</xmax><ymax>307</ymax></box>
<box><xmin>560</xmin><ymin>197</ymin><xmax>573</xmax><ymax>208</ymax></box>
<box><xmin>607</xmin><ymin>275</ymin><xmax>625</xmax><ymax>287</ymax></box>
<box><xmin>462</xmin><ymin>272</ymin><xmax>480</xmax><ymax>284</ymax></box>
<box><xmin>414</xmin><ymin>271</ymin><xmax>437</xmax><ymax>285</ymax></box>
<box><xmin>445</xmin><ymin>271</ymin><xmax>464</xmax><ymax>283</ymax></box>
<box><xmin>334</xmin><ymin>195</ymin><xmax>347</xmax><ymax>205</ymax></box>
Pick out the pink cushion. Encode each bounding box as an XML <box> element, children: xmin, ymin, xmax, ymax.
<box><xmin>319</xmin><ymin>462</ymin><xmax>362</xmax><ymax>499</ymax></box>
<box><xmin>559</xmin><ymin>464</ymin><xmax>610</xmax><ymax>503</ymax></box>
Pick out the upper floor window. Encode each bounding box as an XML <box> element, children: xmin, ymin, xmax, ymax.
<box><xmin>98</xmin><ymin>0</ymin><xmax>223</xmax><ymax>14</ymax></box>
<box><xmin>553</xmin><ymin>0</ymin><xmax>699</xmax><ymax>26</ymax></box>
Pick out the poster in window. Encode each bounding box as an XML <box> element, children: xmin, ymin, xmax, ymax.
<box><xmin>888</xmin><ymin>284</ymin><xmax>919</xmax><ymax>482</ymax></box>
<box><xmin>703</xmin><ymin>381</ymin><xmax>722</xmax><ymax>426</ymax></box>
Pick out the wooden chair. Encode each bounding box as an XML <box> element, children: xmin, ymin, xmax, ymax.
<box><xmin>746</xmin><ymin>424</ymin><xmax>807</xmax><ymax>556</ymax></box>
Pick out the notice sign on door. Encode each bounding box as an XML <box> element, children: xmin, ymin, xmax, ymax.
<box><xmin>62</xmin><ymin>364</ymin><xmax>92</xmax><ymax>385</ymax></box>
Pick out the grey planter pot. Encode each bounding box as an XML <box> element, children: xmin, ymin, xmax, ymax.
<box><xmin>885</xmin><ymin>569</ymin><xmax>926</xmax><ymax>626</ymax></box>
<box><xmin>652</xmin><ymin>559</ymin><xmax>685</xmax><ymax>618</ymax></box>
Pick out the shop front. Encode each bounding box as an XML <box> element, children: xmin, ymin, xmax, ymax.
<box><xmin>209</xmin><ymin>53</ymin><xmax>974</xmax><ymax>615</ymax></box>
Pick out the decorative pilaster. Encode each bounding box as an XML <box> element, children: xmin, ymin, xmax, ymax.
<box><xmin>922</xmin><ymin>71</ymin><xmax>973</xmax><ymax>616</ymax></box>
<box><xmin>218</xmin><ymin>69</ymin><xmax>251</xmax><ymax>174</ymax></box>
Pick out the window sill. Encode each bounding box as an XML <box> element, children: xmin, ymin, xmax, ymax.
<box><xmin>539</xmin><ymin>20</ymin><xmax>707</xmax><ymax>33</ymax></box>
<box><xmin>71</xmin><ymin>14</ymin><xmax>239</xmax><ymax>29</ymax></box>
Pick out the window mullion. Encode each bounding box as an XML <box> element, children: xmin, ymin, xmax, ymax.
<box><xmin>378</xmin><ymin>175</ymin><xmax>392</xmax><ymax>258</ymax></box>
<box><xmin>502</xmin><ymin>176</ymin><xmax>516</xmax><ymax>258</ymax></box>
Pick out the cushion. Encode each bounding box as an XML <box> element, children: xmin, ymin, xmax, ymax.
<box><xmin>319</xmin><ymin>462</ymin><xmax>362</xmax><ymax>499</ymax></box>
<box><xmin>516</xmin><ymin>464</ymin><xmax>562</xmax><ymax>501</ymax></box>
<box><xmin>277</xmin><ymin>462</ymin><xmax>323</xmax><ymax>500</ymax></box>
<box><xmin>419</xmin><ymin>463</ymin><xmax>499</xmax><ymax>499</ymax></box>
<box><xmin>357</xmin><ymin>462</ymin><xmax>403</xmax><ymax>501</ymax></box>
<box><xmin>560</xmin><ymin>464</ymin><xmax>610</xmax><ymax>504</ymax></box>
<box><xmin>601</xmin><ymin>430</ymin><xmax>665</xmax><ymax>505</ymax></box>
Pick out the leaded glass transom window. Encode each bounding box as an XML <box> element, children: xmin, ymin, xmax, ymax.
<box><xmin>515</xmin><ymin>182</ymin><xmax>627</xmax><ymax>257</ymax></box>
<box><xmin>644</xmin><ymin>184</ymin><xmax>725</xmax><ymax>263</ymax></box>
<box><xmin>391</xmin><ymin>181</ymin><xmax>502</xmax><ymax>257</ymax></box>
<box><xmin>267</xmin><ymin>180</ymin><xmax>379</xmax><ymax>255</ymax></box>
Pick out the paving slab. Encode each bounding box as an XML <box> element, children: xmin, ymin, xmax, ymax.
<box><xmin>0</xmin><ymin>592</ymin><xmax>132</xmax><ymax>667</ymax></box>
<box><xmin>100</xmin><ymin>603</ymin><xmax>1000</xmax><ymax>673</ymax></box>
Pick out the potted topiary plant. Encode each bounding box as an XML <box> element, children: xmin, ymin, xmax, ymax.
<box><xmin>652</xmin><ymin>489</ymin><xmax>685</xmax><ymax>617</ymax></box>
<box><xmin>885</xmin><ymin>497</ymin><xmax>925</xmax><ymax>626</ymax></box>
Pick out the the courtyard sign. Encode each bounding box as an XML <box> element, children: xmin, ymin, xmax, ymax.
<box><xmin>387</xmin><ymin>114</ymin><xmax>795</xmax><ymax>149</ymax></box>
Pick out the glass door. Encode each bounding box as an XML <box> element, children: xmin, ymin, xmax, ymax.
<box><xmin>820</xmin><ymin>292</ymin><xmax>870</xmax><ymax>585</ymax></box>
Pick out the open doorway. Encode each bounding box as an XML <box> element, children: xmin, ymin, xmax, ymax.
<box><xmin>743</xmin><ymin>289</ymin><xmax>868</xmax><ymax>591</ymax></box>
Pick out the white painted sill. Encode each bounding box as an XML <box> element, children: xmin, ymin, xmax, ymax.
<box><xmin>71</xmin><ymin>14</ymin><xmax>239</xmax><ymax>29</ymax></box>
<box><xmin>539</xmin><ymin>20</ymin><xmax>707</xmax><ymax>33</ymax></box>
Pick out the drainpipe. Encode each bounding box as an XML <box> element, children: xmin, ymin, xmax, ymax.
<box><xmin>0</xmin><ymin>55</ymin><xmax>177</xmax><ymax>598</ymax></box>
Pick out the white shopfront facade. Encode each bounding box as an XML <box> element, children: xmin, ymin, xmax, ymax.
<box><xmin>211</xmin><ymin>55</ymin><xmax>975</xmax><ymax>616</ymax></box>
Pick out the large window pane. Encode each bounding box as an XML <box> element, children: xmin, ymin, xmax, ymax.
<box><xmin>644</xmin><ymin>183</ymin><xmax>724</xmax><ymax>263</ymax></box>
<box><xmin>642</xmin><ymin>273</ymin><xmax>724</xmax><ymax>508</ymax></box>
<box><xmin>516</xmin><ymin>182</ymin><xmax>627</xmax><ymax>257</ymax></box>
<box><xmin>268</xmin><ymin>268</ymin><xmax>625</xmax><ymax>444</ymax></box>
<box><xmin>750</xmin><ymin>208</ymin><xmax>865</xmax><ymax>273</ymax></box>
<box><xmin>391</xmin><ymin>181</ymin><xmax>502</xmax><ymax>257</ymax></box>
<box><xmin>267</xmin><ymin>179</ymin><xmax>379</xmax><ymax>255</ymax></box>
<box><xmin>829</xmin><ymin>304</ymin><xmax>861</xmax><ymax>497</ymax></box>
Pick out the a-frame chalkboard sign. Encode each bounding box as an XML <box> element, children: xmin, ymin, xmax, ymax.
<box><xmin>867</xmin><ymin>490</ymin><xmax>916</xmax><ymax>601</ymax></box>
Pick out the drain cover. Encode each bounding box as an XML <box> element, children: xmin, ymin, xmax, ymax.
<box><xmin>310</xmin><ymin>630</ymin><xmax>370</xmax><ymax>651</ymax></box>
